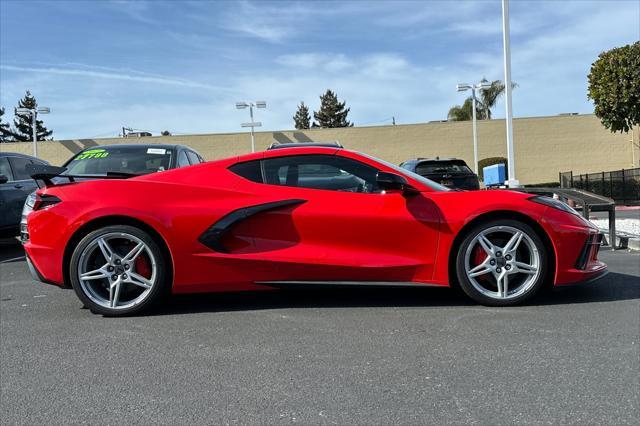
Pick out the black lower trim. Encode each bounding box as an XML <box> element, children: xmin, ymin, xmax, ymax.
<box><xmin>255</xmin><ymin>281</ymin><xmax>441</xmax><ymax>288</ymax></box>
<box><xmin>25</xmin><ymin>253</ymin><xmax>63</xmax><ymax>287</ymax></box>
<box><xmin>199</xmin><ymin>199</ymin><xmax>306</xmax><ymax>253</ymax></box>
<box><xmin>556</xmin><ymin>268</ymin><xmax>610</xmax><ymax>288</ymax></box>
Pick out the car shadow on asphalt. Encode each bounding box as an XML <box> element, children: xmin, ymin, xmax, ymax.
<box><xmin>0</xmin><ymin>238</ymin><xmax>25</xmax><ymax>263</ymax></box>
<box><xmin>148</xmin><ymin>272</ymin><xmax>640</xmax><ymax>317</ymax></box>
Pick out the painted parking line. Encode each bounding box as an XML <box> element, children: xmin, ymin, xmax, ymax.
<box><xmin>0</xmin><ymin>256</ymin><xmax>26</xmax><ymax>264</ymax></box>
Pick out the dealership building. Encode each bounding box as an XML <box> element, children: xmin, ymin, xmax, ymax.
<box><xmin>1</xmin><ymin>113</ymin><xmax>638</xmax><ymax>185</ymax></box>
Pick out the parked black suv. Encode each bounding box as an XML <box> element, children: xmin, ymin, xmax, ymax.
<box><xmin>0</xmin><ymin>153</ymin><xmax>49</xmax><ymax>237</ymax></box>
<box><xmin>400</xmin><ymin>157</ymin><xmax>480</xmax><ymax>190</ymax></box>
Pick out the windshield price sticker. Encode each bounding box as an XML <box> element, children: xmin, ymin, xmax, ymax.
<box><xmin>147</xmin><ymin>148</ymin><xmax>167</xmax><ymax>155</ymax></box>
<box><xmin>76</xmin><ymin>149</ymin><xmax>109</xmax><ymax>160</ymax></box>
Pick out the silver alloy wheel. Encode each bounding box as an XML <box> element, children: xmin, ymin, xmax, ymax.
<box><xmin>464</xmin><ymin>225</ymin><xmax>541</xmax><ymax>300</ymax></box>
<box><xmin>77</xmin><ymin>232</ymin><xmax>157</xmax><ymax>310</ymax></box>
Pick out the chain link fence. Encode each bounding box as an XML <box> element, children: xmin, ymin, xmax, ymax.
<box><xmin>559</xmin><ymin>168</ymin><xmax>640</xmax><ymax>205</ymax></box>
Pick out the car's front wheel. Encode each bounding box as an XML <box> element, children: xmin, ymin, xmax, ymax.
<box><xmin>69</xmin><ymin>225</ymin><xmax>168</xmax><ymax>316</ymax></box>
<box><xmin>456</xmin><ymin>219</ymin><xmax>548</xmax><ymax>306</ymax></box>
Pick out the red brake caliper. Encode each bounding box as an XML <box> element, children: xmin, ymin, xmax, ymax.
<box><xmin>472</xmin><ymin>245</ymin><xmax>490</xmax><ymax>282</ymax></box>
<box><xmin>135</xmin><ymin>255</ymin><xmax>152</xmax><ymax>279</ymax></box>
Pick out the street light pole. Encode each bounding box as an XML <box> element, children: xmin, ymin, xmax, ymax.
<box><xmin>457</xmin><ymin>82</ymin><xmax>491</xmax><ymax>175</ymax></box>
<box><xmin>32</xmin><ymin>111</ymin><xmax>38</xmax><ymax>158</ymax></box>
<box><xmin>502</xmin><ymin>0</ymin><xmax>519</xmax><ymax>187</ymax></box>
<box><xmin>249</xmin><ymin>103</ymin><xmax>255</xmax><ymax>154</ymax></box>
<box><xmin>15</xmin><ymin>106</ymin><xmax>50</xmax><ymax>158</ymax></box>
<box><xmin>471</xmin><ymin>87</ymin><xmax>478</xmax><ymax>175</ymax></box>
<box><xmin>236</xmin><ymin>101</ymin><xmax>266</xmax><ymax>153</ymax></box>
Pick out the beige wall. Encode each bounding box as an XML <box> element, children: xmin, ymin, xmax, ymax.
<box><xmin>1</xmin><ymin>114</ymin><xmax>638</xmax><ymax>184</ymax></box>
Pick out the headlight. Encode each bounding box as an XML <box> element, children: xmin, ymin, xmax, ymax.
<box><xmin>528</xmin><ymin>195</ymin><xmax>581</xmax><ymax>216</ymax></box>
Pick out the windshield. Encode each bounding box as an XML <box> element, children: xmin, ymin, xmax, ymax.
<box><xmin>416</xmin><ymin>161</ymin><xmax>472</xmax><ymax>174</ymax></box>
<box><xmin>357</xmin><ymin>152</ymin><xmax>450</xmax><ymax>192</ymax></box>
<box><xmin>64</xmin><ymin>147</ymin><xmax>173</xmax><ymax>176</ymax></box>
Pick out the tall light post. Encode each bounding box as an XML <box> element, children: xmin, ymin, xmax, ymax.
<box><xmin>456</xmin><ymin>82</ymin><xmax>492</xmax><ymax>174</ymax></box>
<box><xmin>236</xmin><ymin>101</ymin><xmax>266</xmax><ymax>153</ymax></box>
<box><xmin>15</xmin><ymin>106</ymin><xmax>50</xmax><ymax>158</ymax></box>
<box><xmin>502</xmin><ymin>0</ymin><xmax>519</xmax><ymax>187</ymax></box>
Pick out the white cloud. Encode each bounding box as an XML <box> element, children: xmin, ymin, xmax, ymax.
<box><xmin>107</xmin><ymin>0</ymin><xmax>156</xmax><ymax>25</ymax></box>
<box><xmin>0</xmin><ymin>64</ymin><xmax>233</xmax><ymax>93</ymax></box>
<box><xmin>276</xmin><ymin>54</ymin><xmax>354</xmax><ymax>72</ymax></box>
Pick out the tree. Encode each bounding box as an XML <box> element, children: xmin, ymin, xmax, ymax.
<box><xmin>479</xmin><ymin>78</ymin><xmax>517</xmax><ymax>119</ymax></box>
<box><xmin>0</xmin><ymin>107</ymin><xmax>14</xmax><ymax>142</ymax></box>
<box><xmin>12</xmin><ymin>91</ymin><xmax>53</xmax><ymax>142</ymax></box>
<box><xmin>313</xmin><ymin>90</ymin><xmax>353</xmax><ymax>128</ymax></box>
<box><xmin>447</xmin><ymin>97</ymin><xmax>487</xmax><ymax>121</ymax></box>
<box><xmin>447</xmin><ymin>79</ymin><xmax>516</xmax><ymax>121</ymax></box>
<box><xmin>293</xmin><ymin>101</ymin><xmax>311</xmax><ymax>129</ymax></box>
<box><xmin>588</xmin><ymin>41</ymin><xmax>640</xmax><ymax>133</ymax></box>
<box><xmin>161</xmin><ymin>130</ymin><xmax>172</xmax><ymax>136</ymax></box>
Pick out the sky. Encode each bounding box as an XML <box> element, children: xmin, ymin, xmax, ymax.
<box><xmin>0</xmin><ymin>0</ymin><xmax>639</xmax><ymax>140</ymax></box>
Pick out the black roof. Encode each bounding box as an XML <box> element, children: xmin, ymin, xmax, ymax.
<box><xmin>78</xmin><ymin>144</ymin><xmax>192</xmax><ymax>151</ymax></box>
<box><xmin>402</xmin><ymin>157</ymin><xmax>466</xmax><ymax>165</ymax></box>
<box><xmin>0</xmin><ymin>152</ymin><xmax>42</xmax><ymax>160</ymax></box>
<box><xmin>267</xmin><ymin>141</ymin><xmax>343</xmax><ymax>150</ymax></box>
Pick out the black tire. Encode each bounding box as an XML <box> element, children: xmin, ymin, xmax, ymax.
<box><xmin>455</xmin><ymin>219</ymin><xmax>548</xmax><ymax>306</ymax></box>
<box><xmin>69</xmin><ymin>225</ymin><xmax>168</xmax><ymax>316</ymax></box>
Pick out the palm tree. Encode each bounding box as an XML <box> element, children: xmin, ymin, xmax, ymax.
<box><xmin>447</xmin><ymin>97</ymin><xmax>487</xmax><ymax>121</ymax></box>
<box><xmin>446</xmin><ymin>79</ymin><xmax>517</xmax><ymax>121</ymax></box>
<box><xmin>478</xmin><ymin>78</ymin><xmax>518</xmax><ymax>119</ymax></box>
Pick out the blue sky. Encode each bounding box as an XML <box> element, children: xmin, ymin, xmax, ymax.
<box><xmin>1</xmin><ymin>0</ymin><xmax>638</xmax><ymax>140</ymax></box>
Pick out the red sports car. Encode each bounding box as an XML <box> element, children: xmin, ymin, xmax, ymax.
<box><xmin>23</xmin><ymin>145</ymin><xmax>607</xmax><ymax>316</ymax></box>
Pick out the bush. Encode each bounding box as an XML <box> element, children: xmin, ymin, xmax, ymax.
<box><xmin>478</xmin><ymin>157</ymin><xmax>508</xmax><ymax>181</ymax></box>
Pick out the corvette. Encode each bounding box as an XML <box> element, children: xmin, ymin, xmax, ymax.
<box><xmin>22</xmin><ymin>145</ymin><xmax>607</xmax><ymax>316</ymax></box>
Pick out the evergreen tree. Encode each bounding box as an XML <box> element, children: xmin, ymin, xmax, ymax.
<box><xmin>0</xmin><ymin>107</ymin><xmax>14</xmax><ymax>142</ymax></box>
<box><xmin>293</xmin><ymin>101</ymin><xmax>311</xmax><ymax>129</ymax></box>
<box><xmin>12</xmin><ymin>91</ymin><xmax>53</xmax><ymax>142</ymax></box>
<box><xmin>312</xmin><ymin>90</ymin><xmax>353</xmax><ymax>128</ymax></box>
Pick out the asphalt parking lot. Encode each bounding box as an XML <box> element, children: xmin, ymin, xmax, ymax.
<box><xmin>1</xmin><ymin>239</ymin><xmax>638</xmax><ymax>425</ymax></box>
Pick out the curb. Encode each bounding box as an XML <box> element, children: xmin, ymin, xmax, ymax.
<box><xmin>600</xmin><ymin>231</ymin><xmax>640</xmax><ymax>251</ymax></box>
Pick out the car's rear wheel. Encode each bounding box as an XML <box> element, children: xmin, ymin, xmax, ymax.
<box><xmin>69</xmin><ymin>225</ymin><xmax>168</xmax><ymax>316</ymax></box>
<box><xmin>456</xmin><ymin>219</ymin><xmax>548</xmax><ymax>306</ymax></box>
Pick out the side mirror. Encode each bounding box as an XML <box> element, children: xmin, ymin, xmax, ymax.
<box><xmin>376</xmin><ymin>171</ymin><xmax>419</xmax><ymax>196</ymax></box>
<box><xmin>0</xmin><ymin>175</ymin><xmax>8</xmax><ymax>184</ymax></box>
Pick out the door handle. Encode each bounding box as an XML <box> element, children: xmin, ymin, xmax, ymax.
<box><xmin>14</xmin><ymin>184</ymin><xmax>23</xmax><ymax>189</ymax></box>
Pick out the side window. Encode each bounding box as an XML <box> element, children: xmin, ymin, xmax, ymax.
<box><xmin>262</xmin><ymin>155</ymin><xmax>379</xmax><ymax>193</ymax></box>
<box><xmin>0</xmin><ymin>157</ymin><xmax>13</xmax><ymax>182</ymax></box>
<box><xmin>228</xmin><ymin>160</ymin><xmax>263</xmax><ymax>183</ymax></box>
<box><xmin>177</xmin><ymin>150</ymin><xmax>190</xmax><ymax>168</ymax></box>
<box><xmin>186</xmin><ymin>151</ymin><xmax>200</xmax><ymax>165</ymax></box>
<box><xmin>8</xmin><ymin>156</ymin><xmax>33</xmax><ymax>180</ymax></box>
